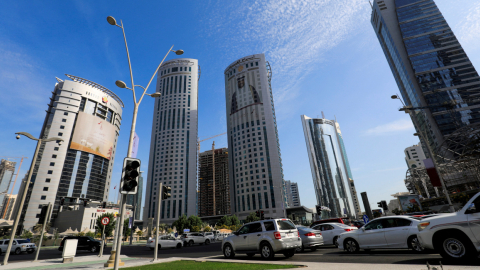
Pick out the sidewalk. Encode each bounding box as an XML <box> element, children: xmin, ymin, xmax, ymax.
<box><xmin>2</xmin><ymin>255</ymin><xmax>479</xmax><ymax>270</ymax></box>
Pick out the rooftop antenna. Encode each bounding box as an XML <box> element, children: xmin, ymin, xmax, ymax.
<box><xmin>321</xmin><ymin>111</ymin><xmax>325</xmax><ymax>119</ymax></box>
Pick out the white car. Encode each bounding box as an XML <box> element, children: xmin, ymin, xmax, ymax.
<box><xmin>146</xmin><ymin>235</ymin><xmax>183</xmax><ymax>250</ymax></box>
<box><xmin>417</xmin><ymin>192</ymin><xmax>480</xmax><ymax>261</ymax></box>
<box><xmin>337</xmin><ymin>216</ymin><xmax>423</xmax><ymax>253</ymax></box>
<box><xmin>0</xmin><ymin>239</ymin><xmax>37</xmax><ymax>255</ymax></box>
<box><xmin>181</xmin><ymin>232</ymin><xmax>210</xmax><ymax>246</ymax></box>
<box><xmin>204</xmin><ymin>232</ymin><xmax>215</xmax><ymax>242</ymax></box>
<box><xmin>312</xmin><ymin>222</ymin><xmax>357</xmax><ymax>247</ymax></box>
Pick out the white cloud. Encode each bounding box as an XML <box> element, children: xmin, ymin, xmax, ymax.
<box><xmin>201</xmin><ymin>0</ymin><xmax>370</xmax><ymax>118</ymax></box>
<box><xmin>456</xmin><ymin>2</ymin><xmax>480</xmax><ymax>47</ymax></box>
<box><xmin>364</xmin><ymin>119</ymin><xmax>414</xmax><ymax>135</ymax></box>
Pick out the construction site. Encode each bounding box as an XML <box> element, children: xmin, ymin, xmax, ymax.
<box><xmin>198</xmin><ymin>145</ymin><xmax>230</xmax><ymax>217</ymax></box>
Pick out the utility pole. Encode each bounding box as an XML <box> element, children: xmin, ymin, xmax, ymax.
<box><xmin>212</xmin><ymin>141</ymin><xmax>216</xmax><ymax>216</ymax></box>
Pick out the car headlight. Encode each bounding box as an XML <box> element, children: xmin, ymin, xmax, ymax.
<box><xmin>22</xmin><ymin>245</ymin><xmax>26</xmax><ymax>248</ymax></box>
<box><xmin>418</xmin><ymin>222</ymin><xmax>430</xmax><ymax>231</ymax></box>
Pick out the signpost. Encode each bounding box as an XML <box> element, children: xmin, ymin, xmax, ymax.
<box><xmin>99</xmin><ymin>217</ymin><xmax>110</xmax><ymax>257</ymax></box>
<box><xmin>362</xmin><ymin>215</ymin><xmax>369</xmax><ymax>224</ymax></box>
<box><xmin>183</xmin><ymin>229</ymin><xmax>190</xmax><ymax>233</ymax></box>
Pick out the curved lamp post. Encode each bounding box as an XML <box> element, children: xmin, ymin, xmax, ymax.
<box><xmin>2</xmin><ymin>133</ymin><xmax>63</xmax><ymax>265</ymax></box>
<box><xmin>106</xmin><ymin>16</ymin><xmax>183</xmax><ymax>270</ymax></box>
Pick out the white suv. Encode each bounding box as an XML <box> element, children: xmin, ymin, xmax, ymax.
<box><xmin>204</xmin><ymin>232</ymin><xmax>215</xmax><ymax>242</ymax></box>
<box><xmin>417</xmin><ymin>192</ymin><xmax>480</xmax><ymax>261</ymax></box>
<box><xmin>181</xmin><ymin>232</ymin><xmax>210</xmax><ymax>246</ymax></box>
<box><xmin>222</xmin><ymin>218</ymin><xmax>301</xmax><ymax>259</ymax></box>
<box><xmin>0</xmin><ymin>239</ymin><xmax>37</xmax><ymax>255</ymax></box>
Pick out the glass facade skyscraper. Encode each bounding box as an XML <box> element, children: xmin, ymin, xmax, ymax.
<box><xmin>371</xmin><ymin>0</ymin><xmax>480</xmax><ymax>152</ymax></box>
<box><xmin>301</xmin><ymin>115</ymin><xmax>358</xmax><ymax>220</ymax></box>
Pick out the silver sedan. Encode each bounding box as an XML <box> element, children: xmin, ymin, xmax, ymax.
<box><xmin>296</xmin><ymin>226</ymin><xmax>323</xmax><ymax>252</ymax></box>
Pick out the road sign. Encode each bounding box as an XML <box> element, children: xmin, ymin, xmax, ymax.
<box><xmin>101</xmin><ymin>217</ymin><xmax>110</xmax><ymax>226</ymax></box>
<box><xmin>362</xmin><ymin>215</ymin><xmax>369</xmax><ymax>224</ymax></box>
<box><xmin>183</xmin><ymin>229</ymin><xmax>190</xmax><ymax>233</ymax></box>
<box><xmin>175</xmin><ymin>232</ymin><xmax>178</xmax><ymax>238</ymax></box>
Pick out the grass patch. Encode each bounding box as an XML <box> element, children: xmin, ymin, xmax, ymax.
<box><xmin>121</xmin><ymin>260</ymin><xmax>298</xmax><ymax>270</ymax></box>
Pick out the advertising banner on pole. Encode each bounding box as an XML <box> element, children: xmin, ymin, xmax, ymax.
<box><xmin>131</xmin><ymin>133</ymin><xmax>139</xmax><ymax>158</ymax></box>
<box><xmin>398</xmin><ymin>195</ymin><xmax>423</xmax><ymax>212</ymax></box>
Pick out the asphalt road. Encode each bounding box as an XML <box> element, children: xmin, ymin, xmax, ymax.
<box><xmin>4</xmin><ymin>242</ymin><xmax>480</xmax><ymax>266</ymax></box>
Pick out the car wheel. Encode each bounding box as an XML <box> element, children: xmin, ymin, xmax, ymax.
<box><xmin>246</xmin><ymin>253</ymin><xmax>255</xmax><ymax>257</ymax></box>
<box><xmin>177</xmin><ymin>243</ymin><xmax>183</xmax><ymax>249</ymax></box>
<box><xmin>260</xmin><ymin>242</ymin><xmax>275</xmax><ymax>260</ymax></box>
<box><xmin>14</xmin><ymin>248</ymin><xmax>21</xmax><ymax>255</ymax></box>
<box><xmin>205</xmin><ymin>239</ymin><xmax>210</xmax><ymax>245</ymax></box>
<box><xmin>295</xmin><ymin>245</ymin><xmax>304</xmax><ymax>253</ymax></box>
<box><xmin>408</xmin><ymin>236</ymin><xmax>424</xmax><ymax>253</ymax></box>
<box><xmin>223</xmin><ymin>243</ymin><xmax>235</xmax><ymax>259</ymax></box>
<box><xmin>344</xmin><ymin>238</ymin><xmax>359</xmax><ymax>253</ymax></box>
<box><xmin>438</xmin><ymin>234</ymin><xmax>476</xmax><ymax>260</ymax></box>
<box><xmin>189</xmin><ymin>240</ymin><xmax>194</xmax><ymax>246</ymax></box>
<box><xmin>333</xmin><ymin>236</ymin><xmax>339</xmax><ymax>248</ymax></box>
<box><xmin>90</xmin><ymin>246</ymin><xmax>97</xmax><ymax>253</ymax></box>
<box><xmin>310</xmin><ymin>247</ymin><xmax>317</xmax><ymax>251</ymax></box>
<box><xmin>283</xmin><ymin>249</ymin><xmax>295</xmax><ymax>258</ymax></box>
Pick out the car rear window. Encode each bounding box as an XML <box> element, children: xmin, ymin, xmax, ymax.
<box><xmin>263</xmin><ymin>221</ymin><xmax>275</xmax><ymax>231</ymax></box>
<box><xmin>276</xmin><ymin>220</ymin><xmax>296</xmax><ymax>230</ymax></box>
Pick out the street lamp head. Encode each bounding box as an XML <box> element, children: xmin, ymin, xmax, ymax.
<box><xmin>413</xmin><ymin>133</ymin><xmax>420</xmax><ymax>136</ymax></box>
<box><xmin>173</xmin><ymin>49</ymin><xmax>184</xmax><ymax>55</ymax></box>
<box><xmin>115</xmin><ymin>80</ymin><xmax>128</xmax><ymax>89</ymax></box>
<box><xmin>16</xmin><ymin>135</ymin><xmax>20</xmax><ymax>140</ymax></box>
<box><xmin>149</xmin><ymin>92</ymin><xmax>162</xmax><ymax>98</ymax></box>
<box><xmin>391</xmin><ymin>95</ymin><xmax>399</xmax><ymax>99</ymax></box>
<box><xmin>107</xmin><ymin>16</ymin><xmax>117</xmax><ymax>26</ymax></box>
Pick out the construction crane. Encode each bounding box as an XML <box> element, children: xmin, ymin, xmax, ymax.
<box><xmin>0</xmin><ymin>156</ymin><xmax>28</xmax><ymax>219</ymax></box>
<box><xmin>197</xmin><ymin>132</ymin><xmax>226</xmax><ymax>153</ymax></box>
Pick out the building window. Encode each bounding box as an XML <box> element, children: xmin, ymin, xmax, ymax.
<box><xmin>58</xmin><ymin>132</ymin><xmax>63</xmax><ymax>136</ymax></box>
<box><xmin>40</xmin><ymin>196</ymin><xmax>46</xmax><ymax>200</ymax></box>
<box><xmin>62</xmin><ymin>119</ymin><xmax>67</xmax><ymax>122</ymax></box>
<box><xmin>46</xmin><ymin>178</ymin><xmax>51</xmax><ymax>183</ymax></box>
<box><xmin>54</xmin><ymin>147</ymin><xmax>59</xmax><ymax>151</ymax></box>
<box><xmin>52</xmin><ymin>155</ymin><xmax>57</xmax><ymax>158</ymax></box>
<box><xmin>47</xmin><ymin>170</ymin><xmax>53</xmax><ymax>174</ymax></box>
<box><xmin>43</xmin><ymin>187</ymin><xmax>48</xmax><ymax>191</ymax></box>
<box><xmin>64</xmin><ymin>112</ymin><xmax>68</xmax><ymax>116</ymax></box>
<box><xmin>49</xmin><ymin>162</ymin><xmax>55</xmax><ymax>166</ymax></box>
<box><xmin>60</xmin><ymin>125</ymin><xmax>65</xmax><ymax>129</ymax></box>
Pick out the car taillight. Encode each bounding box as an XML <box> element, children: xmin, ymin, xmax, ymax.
<box><xmin>344</xmin><ymin>229</ymin><xmax>353</xmax><ymax>231</ymax></box>
<box><xmin>184</xmin><ymin>236</ymin><xmax>188</xmax><ymax>238</ymax></box>
<box><xmin>304</xmin><ymin>232</ymin><xmax>316</xmax><ymax>236</ymax></box>
<box><xmin>274</xmin><ymin>231</ymin><xmax>281</xmax><ymax>239</ymax></box>
<box><xmin>418</xmin><ymin>222</ymin><xmax>430</xmax><ymax>231</ymax></box>
<box><xmin>298</xmin><ymin>231</ymin><xmax>300</xmax><ymax>237</ymax></box>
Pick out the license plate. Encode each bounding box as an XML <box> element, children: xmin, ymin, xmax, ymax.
<box><xmin>286</xmin><ymin>233</ymin><xmax>293</xmax><ymax>237</ymax></box>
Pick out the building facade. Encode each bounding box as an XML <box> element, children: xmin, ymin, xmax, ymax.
<box><xmin>225</xmin><ymin>54</ymin><xmax>287</xmax><ymax>220</ymax></box>
<box><xmin>126</xmin><ymin>171</ymin><xmax>143</xmax><ymax>220</ymax></box>
<box><xmin>198</xmin><ymin>147</ymin><xmax>230</xmax><ymax>217</ymax></box>
<box><xmin>0</xmin><ymin>159</ymin><xmax>16</xmax><ymax>210</ymax></box>
<box><xmin>285</xmin><ymin>180</ymin><xmax>301</xmax><ymax>208</ymax></box>
<box><xmin>371</xmin><ymin>0</ymin><xmax>480</xmax><ymax>153</ymax></box>
<box><xmin>19</xmin><ymin>75</ymin><xmax>123</xmax><ymax>230</ymax></box>
<box><xmin>348</xmin><ymin>179</ymin><xmax>363</xmax><ymax>218</ymax></box>
<box><xmin>143</xmin><ymin>58</ymin><xmax>199</xmax><ymax>225</ymax></box>
<box><xmin>405</xmin><ymin>143</ymin><xmax>427</xmax><ymax>169</ymax></box>
<box><xmin>0</xmin><ymin>194</ymin><xmax>17</xmax><ymax>220</ymax></box>
<box><xmin>301</xmin><ymin>115</ymin><xmax>357</xmax><ymax>220</ymax></box>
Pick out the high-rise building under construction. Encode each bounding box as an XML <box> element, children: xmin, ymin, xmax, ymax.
<box><xmin>198</xmin><ymin>147</ymin><xmax>230</xmax><ymax>217</ymax></box>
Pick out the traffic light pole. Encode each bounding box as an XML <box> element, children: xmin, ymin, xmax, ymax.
<box><xmin>153</xmin><ymin>183</ymin><xmax>163</xmax><ymax>261</ymax></box>
<box><xmin>34</xmin><ymin>202</ymin><xmax>52</xmax><ymax>262</ymax></box>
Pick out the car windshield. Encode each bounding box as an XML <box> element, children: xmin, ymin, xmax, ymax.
<box><xmin>276</xmin><ymin>220</ymin><xmax>296</xmax><ymax>230</ymax></box>
<box><xmin>17</xmin><ymin>240</ymin><xmax>29</xmax><ymax>244</ymax></box>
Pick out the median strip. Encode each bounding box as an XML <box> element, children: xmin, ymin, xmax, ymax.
<box><xmin>118</xmin><ymin>260</ymin><xmax>300</xmax><ymax>270</ymax></box>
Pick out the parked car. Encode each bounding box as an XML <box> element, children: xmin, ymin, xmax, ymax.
<box><xmin>58</xmin><ymin>236</ymin><xmax>104</xmax><ymax>253</ymax></box>
<box><xmin>312</xmin><ymin>222</ymin><xmax>357</xmax><ymax>247</ymax></box>
<box><xmin>352</xmin><ymin>221</ymin><xmax>365</xmax><ymax>228</ymax></box>
<box><xmin>0</xmin><ymin>239</ymin><xmax>36</xmax><ymax>255</ymax></box>
<box><xmin>204</xmin><ymin>232</ymin><xmax>216</xmax><ymax>242</ymax></box>
<box><xmin>295</xmin><ymin>226</ymin><xmax>323</xmax><ymax>252</ymax></box>
<box><xmin>147</xmin><ymin>235</ymin><xmax>183</xmax><ymax>250</ymax></box>
<box><xmin>222</xmin><ymin>218</ymin><xmax>301</xmax><ymax>259</ymax></box>
<box><xmin>216</xmin><ymin>233</ymin><xmax>231</xmax><ymax>241</ymax></box>
<box><xmin>310</xmin><ymin>217</ymin><xmax>351</xmax><ymax>228</ymax></box>
<box><xmin>417</xmin><ymin>192</ymin><xmax>480</xmax><ymax>261</ymax></box>
<box><xmin>337</xmin><ymin>216</ymin><xmax>423</xmax><ymax>253</ymax></box>
<box><xmin>181</xmin><ymin>232</ymin><xmax>210</xmax><ymax>246</ymax></box>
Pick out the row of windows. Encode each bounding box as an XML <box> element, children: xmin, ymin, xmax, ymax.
<box><xmin>161</xmin><ymin>66</ymin><xmax>191</xmax><ymax>75</ymax></box>
<box><xmin>227</xmin><ymin>62</ymin><xmax>259</xmax><ymax>77</ymax></box>
<box><xmin>237</xmin><ymin>192</ymin><xmax>270</xmax><ymax>212</ymax></box>
<box><xmin>159</xmin><ymin>76</ymin><xmax>192</xmax><ymax>95</ymax></box>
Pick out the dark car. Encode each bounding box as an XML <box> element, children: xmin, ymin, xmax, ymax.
<box><xmin>351</xmin><ymin>221</ymin><xmax>365</xmax><ymax>228</ymax></box>
<box><xmin>58</xmin><ymin>236</ymin><xmax>104</xmax><ymax>253</ymax></box>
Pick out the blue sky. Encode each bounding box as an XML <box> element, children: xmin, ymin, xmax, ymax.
<box><xmin>1</xmin><ymin>0</ymin><xmax>479</xmax><ymax>216</ymax></box>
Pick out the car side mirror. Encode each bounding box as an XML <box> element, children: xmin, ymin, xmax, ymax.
<box><xmin>465</xmin><ymin>203</ymin><xmax>477</xmax><ymax>214</ymax></box>
<box><xmin>361</xmin><ymin>227</ymin><xmax>365</xmax><ymax>232</ymax></box>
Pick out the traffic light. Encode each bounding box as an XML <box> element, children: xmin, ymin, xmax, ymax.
<box><xmin>60</xmin><ymin>198</ymin><xmax>65</xmax><ymax>205</ymax></box>
<box><xmin>162</xmin><ymin>186</ymin><xmax>171</xmax><ymax>200</ymax></box>
<box><xmin>260</xmin><ymin>210</ymin><xmax>264</xmax><ymax>220</ymax></box>
<box><xmin>38</xmin><ymin>205</ymin><xmax>49</xmax><ymax>224</ymax></box>
<box><xmin>121</xmin><ymin>158</ymin><xmax>141</xmax><ymax>194</ymax></box>
<box><xmin>381</xmin><ymin>200</ymin><xmax>388</xmax><ymax>211</ymax></box>
<box><xmin>377</xmin><ymin>201</ymin><xmax>382</xmax><ymax>208</ymax></box>
<box><xmin>255</xmin><ymin>210</ymin><xmax>260</xmax><ymax>218</ymax></box>
<box><xmin>102</xmin><ymin>202</ymin><xmax>107</xmax><ymax>208</ymax></box>
<box><xmin>315</xmin><ymin>205</ymin><xmax>321</xmax><ymax>215</ymax></box>
<box><xmin>83</xmin><ymin>200</ymin><xmax>87</xmax><ymax>207</ymax></box>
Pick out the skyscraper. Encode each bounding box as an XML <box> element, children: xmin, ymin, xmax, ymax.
<box><xmin>285</xmin><ymin>180</ymin><xmax>301</xmax><ymax>208</ymax></box>
<box><xmin>20</xmin><ymin>75</ymin><xmax>123</xmax><ymax>230</ymax></box>
<box><xmin>371</xmin><ymin>0</ymin><xmax>480</xmax><ymax>152</ymax></box>
<box><xmin>198</xmin><ymin>147</ymin><xmax>230</xmax><ymax>217</ymax></box>
<box><xmin>1</xmin><ymin>194</ymin><xmax>17</xmax><ymax>220</ymax></box>
<box><xmin>301</xmin><ymin>115</ymin><xmax>358</xmax><ymax>220</ymax></box>
<box><xmin>143</xmin><ymin>58</ymin><xmax>199</xmax><ymax>225</ymax></box>
<box><xmin>404</xmin><ymin>143</ymin><xmax>427</xmax><ymax>169</ymax></box>
<box><xmin>225</xmin><ymin>53</ymin><xmax>287</xmax><ymax>220</ymax></box>
<box><xmin>0</xmin><ymin>159</ymin><xmax>16</xmax><ymax>210</ymax></box>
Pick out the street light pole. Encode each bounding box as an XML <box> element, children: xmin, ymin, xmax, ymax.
<box><xmin>391</xmin><ymin>95</ymin><xmax>455</xmax><ymax>213</ymax></box>
<box><xmin>2</xmin><ymin>132</ymin><xmax>63</xmax><ymax>266</ymax></box>
<box><xmin>106</xmin><ymin>16</ymin><xmax>183</xmax><ymax>270</ymax></box>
